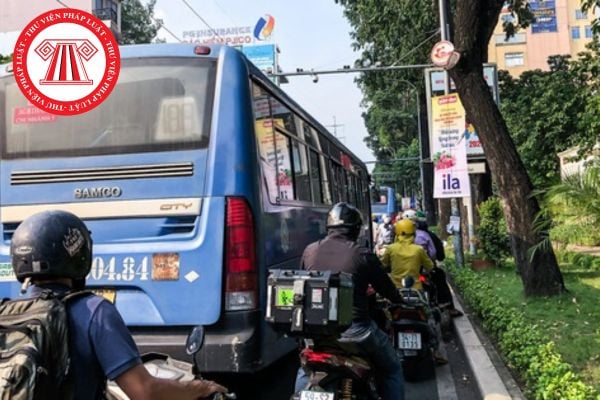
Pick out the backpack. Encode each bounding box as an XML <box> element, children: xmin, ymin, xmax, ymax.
<box><xmin>428</xmin><ymin>231</ymin><xmax>446</xmax><ymax>261</ymax></box>
<box><xmin>0</xmin><ymin>290</ymin><xmax>90</xmax><ymax>400</ymax></box>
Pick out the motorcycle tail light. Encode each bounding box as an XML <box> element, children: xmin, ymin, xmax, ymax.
<box><xmin>304</xmin><ymin>351</ymin><xmax>333</xmax><ymax>363</ymax></box>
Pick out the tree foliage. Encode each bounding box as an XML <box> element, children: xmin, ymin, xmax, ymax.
<box><xmin>335</xmin><ymin>0</ymin><xmax>437</xmax><ymax>173</ymax></box>
<box><xmin>569</xmin><ymin>39</ymin><xmax>600</xmax><ymax>154</ymax></box>
<box><xmin>0</xmin><ymin>54</ymin><xmax>13</xmax><ymax>64</ymax></box>
<box><xmin>582</xmin><ymin>0</ymin><xmax>600</xmax><ymax>34</ymax></box>
<box><xmin>499</xmin><ymin>56</ymin><xmax>584</xmax><ymax>188</ymax></box>
<box><xmin>120</xmin><ymin>0</ymin><xmax>162</xmax><ymax>45</ymax></box>
<box><xmin>546</xmin><ymin>158</ymin><xmax>600</xmax><ymax>243</ymax></box>
<box><xmin>372</xmin><ymin>138</ymin><xmax>420</xmax><ymax>198</ymax></box>
<box><xmin>500</xmin><ymin>40</ymin><xmax>600</xmax><ymax>189</ymax></box>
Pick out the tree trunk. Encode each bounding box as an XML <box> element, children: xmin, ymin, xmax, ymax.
<box><xmin>437</xmin><ymin>198</ymin><xmax>451</xmax><ymax>240</ymax></box>
<box><xmin>460</xmin><ymin>198</ymin><xmax>469</xmax><ymax>253</ymax></box>
<box><xmin>449</xmin><ymin>0</ymin><xmax>566</xmax><ymax>296</ymax></box>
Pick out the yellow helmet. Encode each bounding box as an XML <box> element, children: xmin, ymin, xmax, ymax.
<box><xmin>395</xmin><ymin>219</ymin><xmax>416</xmax><ymax>236</ymax></box>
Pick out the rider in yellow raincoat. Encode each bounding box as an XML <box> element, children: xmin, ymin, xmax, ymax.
<box><xmin>381</xmin><ymin>219</ymin><xmax>433</xmax><ymax>290</ymax></box>
<box><xmin>381</xmin><ymin>219</ymin><xmax>448</xmax><ymax>365</ymax></box>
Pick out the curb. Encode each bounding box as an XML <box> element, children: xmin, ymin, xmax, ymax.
<box><xmin>451</xmin><ymin>290</ymin><xmax>513</xmax><ymax>400</ymax></box>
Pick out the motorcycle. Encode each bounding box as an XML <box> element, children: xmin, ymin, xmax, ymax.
<box><xmin>106</xmin><ymin>326</ymin><xmax>236</xmax><ymax>400</ymax></box>
<box><xmin>292</xmin><ymin>338</ymin><xmax>380</xmax><ymax>400</ymax></box>
<box><xmin>388</xmin><ymin>277</ymin><xmax>436</xmax><ymax>382</ymax></box>
<box><xmin>419</xmin><ymin>269</ymin><xmax>452</xmax><ymax>341</ymax></box>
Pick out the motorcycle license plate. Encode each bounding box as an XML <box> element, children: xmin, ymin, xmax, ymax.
<box><xmin>398</xmin><ymin>332</ymin><xmax>422</xmax><ymax>349</ymax></box>
<box><xmin>300</xmin><ymin>390</ymin><xmax>335</xmax><ymax>400</ymax></box>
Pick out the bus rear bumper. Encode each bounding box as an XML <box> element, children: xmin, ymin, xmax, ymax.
<box><xmin>131</xmin><ymin>309</ymin><xmax>293</xmax><ymax>373</ymax></box>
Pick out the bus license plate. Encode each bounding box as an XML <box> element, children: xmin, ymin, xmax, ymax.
<box><xmin>300</xmin><ymin>391</ymin><xmax>335</xmax><ymax>400</ymax></box>
<box><xmin>398</xmin><ymin>332</ymin><xmax>421</xmax><ymax>349</ymax></box>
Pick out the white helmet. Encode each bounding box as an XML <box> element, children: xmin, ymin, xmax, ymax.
<box><xmin>383</xmin><ymin>214</ymin><xmax>391</xmax><ymax>224</ymax></box>
<box><xmin>402</xmin><ymin>209</ymin><xmax>417</xmax><ymax>222</ymax></box>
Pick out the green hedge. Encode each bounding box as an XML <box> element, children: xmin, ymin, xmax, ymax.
<box><xmin>449</xmin><ymin>265</ymin><xmax>599</xmax><ymax>400</ymax></box>
<box><xmin>556</xmin><ymin>251</ymin><xmax>600</xmax><ymax>271</ymax></box>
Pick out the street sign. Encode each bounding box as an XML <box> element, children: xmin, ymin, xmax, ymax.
<box><xmin>430</xmin><ymin>40</ymin><xmax>460</xmax><ymax>69</ymax></box>
<box><xmin>468</xmin><ymin>162</ymin><xmax>486</xmax><ymax>174</ymax></box>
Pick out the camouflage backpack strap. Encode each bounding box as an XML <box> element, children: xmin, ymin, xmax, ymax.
<box><xmin>51</xmin><ymin>290</ymin><xmax>95</xmax><ymax>400</ymax></box>
<box><xmin>60</xmin><ymin>290</ymin><xmax>95</xmax><ymax>303</ymax></box>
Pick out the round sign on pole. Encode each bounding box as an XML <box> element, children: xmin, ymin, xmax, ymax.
<box><xmin>430</xmin><ymin>40</ymin><xmax>460</xmax><ymax>69</ymax></box>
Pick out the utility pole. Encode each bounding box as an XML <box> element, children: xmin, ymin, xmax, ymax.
<box><xmin>326</xmin><ymin>116</ymin><xmax>345</xmax><ymax>143</ymax></box>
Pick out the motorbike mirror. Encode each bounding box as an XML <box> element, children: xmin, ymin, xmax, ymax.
<box><xmin>185</xmin><ymin>326</ymin><xmax>205</xmax><ymax>356</ymax></box>
<box><xmin>402</xmin><ymin>276</ymin><xmax>415</xmax><ymax>288</ymax></box>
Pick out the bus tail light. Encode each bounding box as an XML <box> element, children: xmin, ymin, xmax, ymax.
<box><xmin>224</xmin><ymin>197</ymin><xmax>257</xmax><ymax>311</ymax></box>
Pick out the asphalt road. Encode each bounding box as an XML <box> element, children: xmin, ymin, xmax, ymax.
<box><xmin>212</xmin><ymin>325</ymin><xmax>480</xmax><ymax>400</ymax></box>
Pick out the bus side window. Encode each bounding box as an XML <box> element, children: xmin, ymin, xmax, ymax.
<box><xmin>319</xmin><ymin>154</ymin><xmax>332</xmax><ymax>204</ymax></box>
<box><xmin>252</xmin><ymin>82</ymin><xmax>279</xmax><ymax>204</ymax></box>
<box><xmin>256</xmin><ymin>118</ymin><xmax>279</xmax><ymax>204</ymax></box>
<box><xmin>270</xmin><ymin>99</ymin><xmax>298</xmax><ymax>137</ymax></box>
<box><xmin>291</xmin><ymin>139</ymin><xmax>311</xmax><ymax>202</ymax></box>
<box><xmin>273</xmin><ymin>131</ymin><xmax>295</xmax><ymax>201</ymax></box>
<box><xmin>309</xmin><ymin>149</ymin><xmax>323</xmax><ymax>204</ymax></box>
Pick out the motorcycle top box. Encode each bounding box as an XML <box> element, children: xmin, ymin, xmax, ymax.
<box><xmin>265</xmin><ymin>269</ymin><xmax>353</xmax><ymax>336</ymax></box>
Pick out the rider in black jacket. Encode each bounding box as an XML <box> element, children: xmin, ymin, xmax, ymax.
<box><xmin>296</xmin><ymin>203</ymin><xmax>405</xmax><ymax>400</ymax></box>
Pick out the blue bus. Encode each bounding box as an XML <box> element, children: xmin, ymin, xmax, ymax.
<box><xmin>0</xmin><ymin>44</ymin><xmax>371</xmax><ymax>374</ymax></box>
<box><xmin>371</xmin><ymin>185</ymin><xmax>397</xmax><ymax>222</ymax></box>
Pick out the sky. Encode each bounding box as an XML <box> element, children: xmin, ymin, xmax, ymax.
<box><xmin>152</xmin><ymin>0</ymin><xmax>375</xmax><ymax>165</ymax></box>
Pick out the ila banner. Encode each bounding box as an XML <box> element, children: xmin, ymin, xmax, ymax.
<box><xmin>431</xmin><ymin>94</ymin><xmax>471</xmax><ymax>198</ymax></box>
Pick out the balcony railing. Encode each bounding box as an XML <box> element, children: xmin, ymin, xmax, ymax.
<box><xmin>93</xmin><ymin>8</ymin><xmax>117</xmax><ymax>24</ymax></box>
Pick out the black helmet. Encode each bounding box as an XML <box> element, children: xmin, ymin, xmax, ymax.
<box><xmin>11</xmin><ymin>210</ymin><xmax>92</xmax><ymax>283</ymax></box>
<box><xmin>326</xmin><ymin>202</ymin><xmax>363</xmax><ymax>229</ymax></box>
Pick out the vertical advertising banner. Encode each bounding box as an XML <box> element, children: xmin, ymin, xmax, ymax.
<box><xmin>431</xmin><ymin>94</ymin><xmax>471</xmax><ymax>198</ymax></box>
<box><xmin>530</xmin><ymin>0</ymin><xmax>558</xmax><ymax>33</ymax></box>
<box><xmin>427</xmin><ymin>65</ymin><xmax>497</xmax><ymax>160</ymax></box>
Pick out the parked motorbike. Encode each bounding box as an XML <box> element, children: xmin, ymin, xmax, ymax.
<box><xmin>106</xmin><ymin>326</ymin><xmax>236</xmax><ymax>400</ymax></box>
<box><xmin>292</xmin><ymin>338</ymin><xmax>380</xmax><ymax>400</ymax></box>
<box><xmin>388</xmin><ymin>277</ymin><xmax>436</xmax><ymax>382</ymax></box>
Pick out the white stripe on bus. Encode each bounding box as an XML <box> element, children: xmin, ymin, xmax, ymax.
<box><xmin>0</xmin><ymin>198</ymin><xmax>202</xmax><ymax>223</ymax></box>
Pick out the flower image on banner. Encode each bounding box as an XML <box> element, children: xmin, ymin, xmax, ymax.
<box><xmin>431</xmin><ymin>93</ymin><xmax>471</xmax><ymax>198</ymax></box>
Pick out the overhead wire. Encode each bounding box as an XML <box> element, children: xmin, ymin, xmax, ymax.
<box><xmin>212</xmin><ymin>0</ymin><xmax>237</xmax><ymax>26</ymax></box>
<box><xmin>152</xmin><ymin>16</ymin><xmax>183</xmax><ymax>42</ymax></box>
<box><xmin>390</xmin><ymin>28</ymin><xmax>441</xmax><ymax>66</ymax></box>
<box><xmin>179</xmin><ymin>0</ymin><xmax>223</xmax><ymax>40</ymax></box>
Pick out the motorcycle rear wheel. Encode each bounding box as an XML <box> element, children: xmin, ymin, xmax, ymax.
<box><xmin>402</xmin><ymin>350</ymin><xmax>435</xmax><ymax>382</ymax></box>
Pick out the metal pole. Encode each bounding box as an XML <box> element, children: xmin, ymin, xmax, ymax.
<box><xmin>397</xmin><ymin>80</ymin><xmax>425</xmax><ymax>213</ymax></box>
<box><xmin>438</xmin><ymin>0</ymin><xmax>449</xmax><ymax>42</ymax></box>
<box><xmin>415</xmin><ymin>89</ymin><xmax>425</xmax><ymax>212</ymax></box>
<box><xmin>270</xmin><ymin>64</ymin><xmax>434</xmax><ymax>78</ymax></box>
<box><xmin>438</xmin><ymin>0</ymin><xmax>464</xmax><ymax>267</ymax></box>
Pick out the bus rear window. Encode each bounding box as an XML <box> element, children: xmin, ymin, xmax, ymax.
<box><xmin>0</xmin><ymin>57</ymin><xmax>216</xmax><ymax>159</ymax></box>
<box><xmin>372</xmin><ymin>189</ymin><xmax>389</xmax><ymax>204</ymax></box>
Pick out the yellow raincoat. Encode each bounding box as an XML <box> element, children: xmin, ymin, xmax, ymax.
<box><xmin>381</xmin><ymin>234</ymin><xmax>433</xmax><ymax>290</ymax></box>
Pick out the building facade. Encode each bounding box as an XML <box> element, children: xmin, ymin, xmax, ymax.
<box><xmin>488</xmin><ymin>0</ymin><xmax>595</xmax><ymax>76</ymax></box>
<box><xmin>0</xmin><ymin>0</ymin><xmax>121</xmax><ymax>55</ymax></box>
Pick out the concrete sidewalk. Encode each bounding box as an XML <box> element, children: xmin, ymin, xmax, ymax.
<box><xmin>451</xmin><ymin>288</ymin><xmax>526</xmax><ymax>400</ymax></box>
